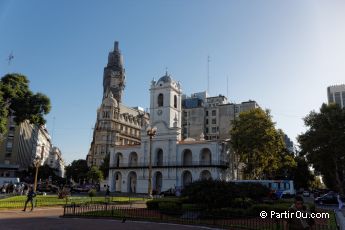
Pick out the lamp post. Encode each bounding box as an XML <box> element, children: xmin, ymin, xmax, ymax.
<box><xmin>33</xmin><ymin>155</ymin><xmax>41</xmax><ymax>192</ymax></box>
<box><xmin>147</xmin><ymin>127</ymin><xmax>157</xmax><ymax>197</ymax></box>
<box><xmin>33</xmin><ymin>144</ymin><xmax>44</xmax><ymax>192</ymax></box>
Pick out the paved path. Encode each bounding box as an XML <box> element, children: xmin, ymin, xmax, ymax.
<box><xmin>0</xmin><ymin>208</ymin><xmax>217</xmax><ymax>230</ymax></box>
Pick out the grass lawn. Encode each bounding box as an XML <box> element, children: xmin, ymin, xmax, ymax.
<box><xmin>0</xmin><ymin>195</ymin><xmax>147</xmax><ymax>209</ymax></box>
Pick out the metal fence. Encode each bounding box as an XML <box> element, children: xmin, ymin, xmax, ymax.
<box><xmin>63</xmin><ymin>203</ymin><xmax>337</xmax><ymax>230</ymax></box>
<box><xmin>0</xmin><ymin>195</ymin><xmax>146</xmax><ymax>209</ymax></box>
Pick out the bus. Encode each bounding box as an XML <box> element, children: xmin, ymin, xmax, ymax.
<box><xmin>231</xmin><ymin>180</ymin><xmax>295</xmax><ymax>198</ymax></box>
<box><xmin>0</xmin><ymin>177</ymin><xmax>20</xmax><ymax>185</ymax></box>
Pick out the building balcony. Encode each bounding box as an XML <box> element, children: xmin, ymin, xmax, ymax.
<box><xmin>109</xmin><ymin>160</ymin><xmax>228</xmax><ymax>169</ymax></box>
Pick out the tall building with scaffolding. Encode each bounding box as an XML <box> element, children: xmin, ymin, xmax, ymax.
<box><xmin>86</xmin><ymin>42</ymin><xmax>149</xmax><ymax>167</ymax></box>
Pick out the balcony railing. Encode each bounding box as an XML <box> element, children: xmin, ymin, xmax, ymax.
<box><xmin>110</xmin><ymin>160</ymin><xmax>228</xmax><ymax>169</ymax></box>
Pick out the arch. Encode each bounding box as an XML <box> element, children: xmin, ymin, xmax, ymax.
<box><xmin>200</xmin><ymin>170</ymin><xmax>212</xmax><ymax>180</ymax></box>
<box><xmin>174</xmin><ymin>95</ymin><xmax>177</xmax><ymax>108</ymax></box>
<box><xmin>182</xmin><ymin>170</ymin><xmax>193</xmax><ymax>187</ymax></box>
<box><xmin>128</xmin><ymin>152</ymin><xmax>138</xmax><ymax>167</ymax></box>
<box><xmin>155</xmin><ymin>149</ymin><xmax>163</xmax><ymax>166</ymax></box>
<box><xmin>153</xmin><ymin>171</ymin><xmax>163</xmax><ymax>193</ymax></box>
<box><xmin>200</xmin><ymin>148</ymin><xmax>212</xmax><ymax>165</ymax></box>
<box><xmin>182</xmin><ymin>149</ymin><xmax>193</xmax><ymax>166</ymax></box>
<box><xmin>127</xmin><ymin>171</ymin><xmax>137</xmax><ymax>193</ymax></box>
<box><xmin>114</xmin><ymin>171</ymin><xmax>122</xmax><ymax>192</ymax></box>
<box><xmin>115</xmin><ymin>152</ymin><xmax>123</xmax><ymax>167</ymax></box>
<box><xmin>158</xmin><ymin>93</ymin><xmax>163</xmax><ymax>107</ymax></box>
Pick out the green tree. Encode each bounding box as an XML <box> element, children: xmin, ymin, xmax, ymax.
<box><xmin>292</xmin><ymin>156</ymin><xmax>314</xmax><ymax>190</ymax></box>
<box><xmin>230</xmin><ymin>108</ymin><xmax>288</xmax><ymax>179</ymax></box>
<box><xmin>65</xmin><ymin>159</ymin><xmax>89</xmax><ymax>184</ymax></box>
<box><xmin>87</xmin><ymin>166</ymin><xmax>104</xmax><ymax>184</ymax></box>
<box><xmin>0</xmin><ymin>73</ymin><xmax>51</xmax><ymax>136</ymax></box>
<box><xmin>298</xmin><ymin>103</ymin><xmax>345</xmax><ymax>194</ymax></box>
<box><xmin>99</xmin><ymin>153</ymin><xmax>110</xmax><ymax>179</ymax></box>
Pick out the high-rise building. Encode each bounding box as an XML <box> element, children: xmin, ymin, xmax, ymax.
<box><xmin>327</xmin><ymin>84</ymin><xmax>345</xmax><ymax>108</ymax></box>
<box><xmin>0</xmin><ymin>117</ymin><xmax>64</xmax><ymax>177</ymax></box>
<box><xmin>86</xmin><ymin>42</ymin><xmax>149</xmax><ymax>167</ymax></box>
<box><xmin>182</xmin><ymin>91</ymin><xmax>259</xmax><ymax>141</ymax></box>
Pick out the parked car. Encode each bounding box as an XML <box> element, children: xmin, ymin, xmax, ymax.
<box><xmin>159</xmin><ymin>188</ymin><xmax>176</xmax><ymax>197</ymax></box>
<box><xmin>314</xmin><ymin>192</ymin><xmax>345</xmax><ymax>205</ymax></box>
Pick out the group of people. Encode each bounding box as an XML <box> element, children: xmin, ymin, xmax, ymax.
<box><xmin>0</xmin><ymin>183</ymin><xmax>26</xmax><ymax>195</ymax></box>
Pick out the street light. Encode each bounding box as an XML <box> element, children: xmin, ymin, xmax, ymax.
<box><xmin>146</xmin><ymin>126</ymin><xmax>157</xmax><ymax>197</ymax></box>
<box><xmin>33</xmin><ymin>144</ymin><xmax>44</xmax><ymax>192</ymax></box>
<box><xmin>33</xmin><ymin>155</ymin><xmax>42</xmax><ymax>192</ymax></box>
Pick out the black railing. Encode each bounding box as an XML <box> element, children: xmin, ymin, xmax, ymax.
<box><xmin>110</xmin><ymin>160</ymin><xmax>228</xmax><ymax>169</ymax></box>
<box><xmin>63</xmin><ymin>204</ymin><xmax>334</xmax><ymax>230</ymax></box>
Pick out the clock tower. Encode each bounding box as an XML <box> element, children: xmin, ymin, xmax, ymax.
<box><xmin>149</xmin><ymin>72</ymin><xmax>182</xmax><ymax>140</ymax></box>
<box><xmin>103</xmin><ymin>41</ymin><xmax>125</xmax><ymax>103</ymax></box>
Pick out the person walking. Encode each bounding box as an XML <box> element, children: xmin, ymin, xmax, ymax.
<box><xmin>22</xmin><ymin>186</ymin><xmax>36</xmax><ymax>212</ymax></box>
<box><xmin>337</xmin><ymin>194</ymin><xmax>343</xmax><ymax>210</ymax></box>
<box><xmin>284</xmin><ymin>195</ymin><xmax>314</xmax><ymax>230</ymax></box>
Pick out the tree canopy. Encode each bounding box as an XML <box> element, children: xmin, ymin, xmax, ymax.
<box><xmin>87</xmin><ymin>166</ymin><xmax>104</xmax><ymax>184</ymax></box>
<box><xmin>65</xmin><ymin>159</ymin><xmax>89</xmax><ymax>183</ymax></box>
<box><xmin>0</xmin><ymin>73</ymin><xmax>51</xmax><ymax>136</ymax></box>
<box><xmin>99</xmin><ymin>153</ymin><xmax>110</xmax><ymax>179</ymax></box>
<box><xmin>230</xmin><ymin>108</ymin><xmax>296</xmax><ymax>179</ymax></box>
<box><xmin>298</xmin><ymin>103</ymin><xmax>345</xmax><ymax>194</ymax></box>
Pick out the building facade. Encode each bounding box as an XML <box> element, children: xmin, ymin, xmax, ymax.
<box><xmin>327</xmin><ymin>84</ymin><xmax>345</xmax><ymax>108</ymax></box>
<box><xmin>87</xmin><ymin>42</ymin><xmax>149</xmax><ymax>167</ymax></box>
<box><xmin>0</xmin><ymin>116</ymin><xmax>64</xmax><ymax>177</ymax></box>
<box><xmin>46</xmin><ymin>147</ymin><xmax>65</xmax><ymax>177</ymax></box>
<box><xmin>108</xmin><ymin>73</ymin><xmax>231</xmax><ymax>193</ymax></box>
<box><xmin>182</xmin><ymin>91</ymin><xmax>259</xmax><ymax>141</ymax></box>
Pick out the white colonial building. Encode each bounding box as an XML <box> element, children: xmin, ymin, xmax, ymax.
<box><xmin>108</xmin><ymin>73</ymin><xmax>230</xmax><ymax>193</ymax></box>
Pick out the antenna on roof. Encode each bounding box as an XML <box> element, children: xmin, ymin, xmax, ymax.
<box><xmin>207</xmin><ymin>55</ymin><xmax>210</xmax><ymax>94</ymax></box>
<box><xmin>227</xmin><ymin>75</ymin><xmax>229</xmax><ymax>99</ymax></box>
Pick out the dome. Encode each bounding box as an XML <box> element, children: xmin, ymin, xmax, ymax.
<box><xmin>157</xmin><ymin>72</ymin><xmax>172</xmax><ymax>84</ymax></box>
<box><xmin>103</xmin><ymin>92</ymin><xmax>118</xmax><ymax>107</ymax></box>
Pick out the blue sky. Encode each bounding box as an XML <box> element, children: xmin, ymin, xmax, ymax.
<box><xmin>1</xmin><ymin>0</ymin><xmax>345</xmax><ymax>165</ymax></box>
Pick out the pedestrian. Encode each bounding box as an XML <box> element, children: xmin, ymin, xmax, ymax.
<box><xmin>337</xmin><ymin>194</ymin><xmax>343</xmax><ymax>210</ymax></box>
<box><xmin>22</xmin><ymin>186</ymin><xmax>36</xmax><ymax>212</ymax></box>
<box><xmin>105</xmin><ymin>185</ymin><xmax>110</xmax><ymax>196</ymax></box>
<box><xmin>284</xmin><ymin>195</ymin><xmax>314</xmax><ymax>230</ymax></box>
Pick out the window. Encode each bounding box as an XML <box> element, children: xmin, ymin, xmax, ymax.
<box><xmin>206</xmin><ymin>119</ymin><xmax>208</xmax><ymax>125</ymax></box>
<box><xmin>205</xmin><ymin>127</ymin><xmax>209</xmax><ymax>133</ymax></box>
<box><xmin>205</xmin><ymin>111</ymin><xmax>208</xmax><ymax>116</ymax></box>
<box><xmin>174</xmin><ymin>95</ymin><xmax>177</xmax><ymax>108</ymax></box>
<box><xmin>212</xmin><ymin>119</ymin><xmax>216</xmax><ymax>124</ymax></box>
<box><xmin>212</xmin><ymin>110</ymin><xmax>216</xmax><ymax>116</ymax></box>
<box><xmin>335</xmin><ymin>92</ymin><xmax>341</xmax><ymax>106</ymax></box>
<box><xmin>212</xmin><ymin>127</ymin><xmax>216</xmax><ymax>133</ymax></box>
<box><xmin>158</xmin><ymin>93</ymin><xmax>164</xmax><ymax>107</ymax></box>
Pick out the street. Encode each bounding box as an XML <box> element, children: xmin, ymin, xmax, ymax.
<box><xmin>0</xmin><ymin>207</ymin><xmax>217</xmax><ymax>230</ymax></box>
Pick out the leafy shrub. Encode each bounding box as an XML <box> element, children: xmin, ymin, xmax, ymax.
<box><xmin>88</xmin><ymin>189</ymin><xmax>97</xmax><ymax>202</ymax></box>
<box><xmin>204</xmin><ymin>208</ymin><xmax>247</xmax><ymax>218</ymax></box>
<box><xmin>181</xmin><ymin>179</ymin><xmax>270</xmax><ymax>209</ymax></box>
<box><xmin>146</xmin><ymin>199</ymin><xmax>160</xmax><ymax>210</ymax></box>
<box><xmin>181</xmin><ymin>203</ymin><xmax>202</xmax><ymax>211</ymax></box>
<box><xmin>146</xmin><ymin>198</ymin><xmax>182</xmax><ymax>210</ymax></box>
<box><xmin>247</xmin><ymin>203</ymin><xmax>290</xmax><ymax>216</ymax></box>
<box><xmin>229</xmin><ymin>198</ymin><xmax>254</xmax><ymax>209</ymax></box>
<box><xmin>235</xmin><ymin>183</ymin><xmax>271</xmax><ymax>201</ymax></box>
<box><xmin>181</xmin><ymin>179</ymin><xmax>236</xmax><ymax>209</ymax></box>
<box><xmin>158</xmin><ymin>202</ymin><xmax>182</xmax><ymax>214</ymax></box>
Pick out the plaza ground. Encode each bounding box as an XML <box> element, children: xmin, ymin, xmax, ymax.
<box><xmin>0</xmin><ymin>207</ymin><xmax>216</xmax><ymax>230</ymax></box>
